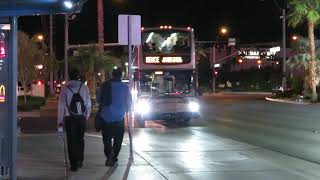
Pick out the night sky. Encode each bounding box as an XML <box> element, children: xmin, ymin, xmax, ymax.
<box><xmin>18</xmin><ymin>0</ymin><xmax>306</xmax><ymax>58</ymax></box>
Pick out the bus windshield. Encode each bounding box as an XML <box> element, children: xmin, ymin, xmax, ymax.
<box><xmin>139</xmin><ymin>70</ymin><xmax>195</xmax><ymax>98</ymax></box>
<box><xmin>142</xmin><ymin>30</ymin><xmax>191</xmax><ymax>54</ymax></box>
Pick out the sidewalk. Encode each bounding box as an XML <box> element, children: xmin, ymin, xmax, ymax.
<box><xmin>17</xmin><ymin>133</ymin><xmax>165</xmax><ymax>180</ymax></box>
<box><xmin>17</xmin><ymin>128</ymin><xmax>320</xmax><ymax>180</ymax></box>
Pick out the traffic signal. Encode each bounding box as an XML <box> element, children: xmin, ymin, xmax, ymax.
<box><xmin>257</xmin><ymin>60</ymin><xmax>262</xmax><ymax>65</ymax></box>
<box><xmin>212</xmin><ymin>69</ymin><xmax>218</xmax><ymax>77</ymax></box>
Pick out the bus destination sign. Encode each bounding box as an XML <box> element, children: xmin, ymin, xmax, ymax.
<box><xmin>144</xmin><ymin>55</ymin><xmax>190</xmax><ymax>65</ymax></box>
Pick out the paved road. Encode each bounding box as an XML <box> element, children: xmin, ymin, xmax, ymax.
<box><xmin>200</xmin><ymin>93</ymin><xmax>320</xmax><ymax>164</ymax></box>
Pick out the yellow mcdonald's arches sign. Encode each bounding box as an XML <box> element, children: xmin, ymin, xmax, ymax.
<box><xmin>0</xmin><ymin>84</ymin><xmax>5</xmax><ymax>103</ymax></box>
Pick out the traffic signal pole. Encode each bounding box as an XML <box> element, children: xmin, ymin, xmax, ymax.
<box><xmin>212</xmin><ymin>45</ymin><xmax>216</xmax><ymax>93</ymax></box>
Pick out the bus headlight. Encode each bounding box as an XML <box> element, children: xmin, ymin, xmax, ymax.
<box><xmin>135</xmin><ymin>100</ymin><xmax>151</xmax><ymax>115</ymax></box>
<box><xmin>188</xmin><ymin>101</ymin><xmax>200</xmax><ymax>112</ymax></box>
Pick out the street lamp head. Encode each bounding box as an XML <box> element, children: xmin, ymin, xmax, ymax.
<box><xmin>292</xmin><ymin>35</ymin><xmax>298</xmax><ymax>41</ymax></box>
<box><xmin>37</xmin><ymin>34</ymin><xmax>44</xmax><ymax>41</ymax></box>
<box><xmin>220</xmin><ymin>27</ymin><xmax>228</xmax><ymax>35</ymax></box>
<box><xmin>63</xmin><ymin>1</ymin><xmax>74</xmax><ymax>9</ymax></box>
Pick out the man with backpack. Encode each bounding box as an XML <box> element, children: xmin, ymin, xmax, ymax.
<box><xmin>57</xmin><ymin>69</ymin><xmax>92</xmax><ymax>172</ymax></box>
<box><xmin>97</xmin><ymin>68</ymin><xmax>132</xmax><ymax>166</ymax></box>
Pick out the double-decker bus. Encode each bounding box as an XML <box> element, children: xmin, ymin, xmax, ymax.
<box><xmin>132</xmin><ymin>26</ymin><xmax>200</xmax><ymax>127</ymax></box>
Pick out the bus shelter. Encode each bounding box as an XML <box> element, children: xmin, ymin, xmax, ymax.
<box><xmin>0</xmin><ymin>1</ymin><xmax>84</xmax><ymax>179</ymax></box>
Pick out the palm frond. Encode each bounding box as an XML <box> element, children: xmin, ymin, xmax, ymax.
<box><xmin>288</xmin><ymin>0</ymin><xmax>320</xmax><ymax>27</ymax></box>
<box><xmin>307</xmin><ymin>10</ymin><xmax>320</xmax><ymax>23</ymax></box>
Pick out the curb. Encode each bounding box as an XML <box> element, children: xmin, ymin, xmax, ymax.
<box><xmin>17</xmin><ymin>111</ymin><xmax>41</xmax><ymax>118</ymax></box>
<box><xmin>265</xmin><ymin>97</ymin><xmax>311</xmax><ymax>105</ymax></box>
<box><xmin>204</xmin><ymin>92</ymin><xmax>272</xmax><ymax>96</ymax></box>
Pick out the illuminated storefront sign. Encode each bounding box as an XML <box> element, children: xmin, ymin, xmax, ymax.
<box><xmin>0</xmin><ymin>34</ymin><xmax>6</xmax><ymax>71</ymax></box>
<box><xmin>237</xmin><ymin>50</ymin><xmax>276</xmax><ymax>60</ymax></box>
<box><xmin>0</xmin><ymin>40</ymin><xmax>6</xmax><ymax>58</ymax></box>
<box><xmin>144</xmin><ymin>56</ymin><xmax>186</xmax><ymax>64</ymax></box>
<box><xmin>0</xmin><ymin>84</ymin><xmax>5</xmax><ymax>103</ymax></box>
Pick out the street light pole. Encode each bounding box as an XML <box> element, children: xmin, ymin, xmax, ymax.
<box><xmin>282</xmin><ymin>8</ymin><xmax>287</xmax><ymax>90</ymax></box>
<box><xmin>64</xmin><ymin>14</ymin><xmax>69</xmax><ymax>81</ymax></box>
<box><xmin>212</xmin><ymin>45</ymin><xmax>216</xmax><ymax>93</ymax></box>
<box><xmin>212</xmin><ymin>27</ymin><xmax>228</xmax><ymax>92</ymax></box>
<box><xmin>49</xmin><ymin>14</ymin><xmax>54</xmax><ymax>95</ymax></box>
<box><xmin>271</xmin><ymin>0</ymin><xmax>287</xmax><ymax>90</ymax></box>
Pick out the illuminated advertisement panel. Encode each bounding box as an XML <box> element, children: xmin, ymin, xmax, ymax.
<box><xmin>0</xmin><ymin>26</ymin><xmax>9</xmax><ymax>105</ymax></box>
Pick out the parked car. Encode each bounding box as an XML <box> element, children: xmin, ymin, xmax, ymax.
<box><xmin>272</xmin><ymin>86</ymin><xmax>293</xmax><ymax>98</ymax></box>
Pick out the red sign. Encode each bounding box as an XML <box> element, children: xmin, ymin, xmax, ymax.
<box><xmin>0</xmin><ymin>41</ymin><xmax>6</xmax><ymax>59</ymax></box>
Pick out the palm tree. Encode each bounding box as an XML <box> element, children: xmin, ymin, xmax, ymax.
<box><xmin>70</xmin><ymin>46</ymin><xmax>120</xmax><ymax>100</ymax></box>
<box><xmin>288</xmin><ymin>37</ymin><xmax>320</xmax><ymax>96</ymax></box>
<box><xmin>288</xmin><ymin>0</ymin><xmax>320</xmax><ymax>101</ymax></box>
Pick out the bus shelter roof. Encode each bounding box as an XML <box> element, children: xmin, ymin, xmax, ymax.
<box><xmin>0</xmin><ymin>0</ymin><xmax>83</xmax><ymax>17</ymax></box>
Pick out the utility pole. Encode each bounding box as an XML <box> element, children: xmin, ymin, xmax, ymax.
<box><xmin>49</xmin><ymin>14</ymin><xmax>54</xmax><ymax>95</ymax></box>
<box><xmin>212</xmin><ymin>45</ymin><xmax>216</xmax><ymax>93</ymax></box>
<box><xmin>64</xmin><ymin>14</ymin><xmax>69</xmax><ymax>81</ymax></box>
<box><xmin>97</xmin><ymin>0</ymin><xmax>104</xmax><ymax>54</ymax></box>
<box><xmin>282</xmin><ymin>8</ymin><xmax>287</xmax><ymax>90</ymax></box>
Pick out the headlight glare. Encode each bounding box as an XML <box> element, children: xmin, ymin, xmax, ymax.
<box><xmin>135</xmin><ymin>100</ymin><xmax>151</xmax><ymax>114</ymax></box>
<box><xmin>188</xmin><ymin>101</ymin><xmax>200</xmax><ymax>112</ymax></box>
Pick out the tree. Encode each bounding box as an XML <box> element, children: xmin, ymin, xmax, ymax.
<box><xmin>70</xmin><ymin>46</ymin><xmax>120</xmax><ymax>100</ymax></box>
<box><xmin>18</xmin><ymin>31</ymin><xmax>48</xmax><ymax>103</ymax></box>
<box><xmin>288</xmin><ymin>37</ymin><xmax>320</xmax><ymax>96</ymax></box>
<box><xmin>288</xmin><ymin>0</ymin><xmax>320</xmax><ymax>101</ymax></box>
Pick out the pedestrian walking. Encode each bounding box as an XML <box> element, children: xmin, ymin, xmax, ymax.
<box><xmin>57</xmin><ymin>69</ymin><xmax>92</xmax><ymax>172</ymax></box>
<box><xmin>97</xmin><ymin>68</ymin><xmax>132</xmax><ymax>166</ymax></box>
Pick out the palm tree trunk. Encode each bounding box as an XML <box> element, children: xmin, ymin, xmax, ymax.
<box><xmin>97</xmin><ymin>0</ymin><xmax>104</xmax><ymax>54</ymax></box>
<box><xmin>85</xmin><ymin>71</ymin><xmax>96</xmax><ymax>101</ymax></box>
<box><xmin>308</xmin><ymin>21</ymin><xmax>318</xmax><ymax>102</ymax></box>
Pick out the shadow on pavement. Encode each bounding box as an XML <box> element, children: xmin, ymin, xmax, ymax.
<box><xmin>122</xmin><ymin>159</ymin><xmax>133</xmax><ymax>180</ymax></box>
